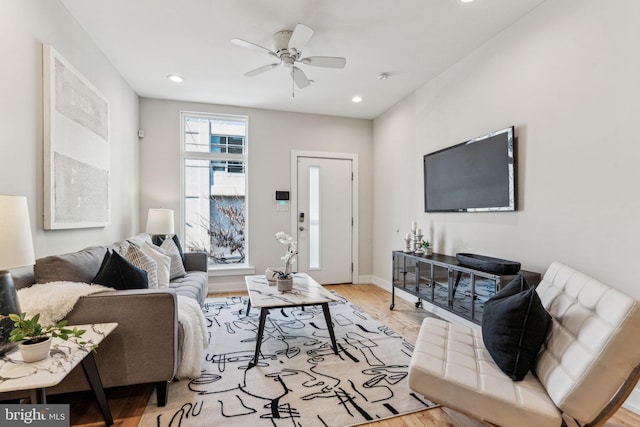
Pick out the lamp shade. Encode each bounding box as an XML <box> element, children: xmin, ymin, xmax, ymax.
<box><xmin>146</xmin><ymin>208</ymin><xmax>175</xmax><ymax>235</ymax></box>
<box><xmin>0</xmin><ymin>195</ymin><xmax>35</xmax><ymax>271</ymax></box>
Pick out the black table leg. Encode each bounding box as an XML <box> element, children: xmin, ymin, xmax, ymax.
<box><xmin>31</xmin><ymin>388</ymin><xmax>46</xmax><ymax>404</ymax></box>
<box><xmin>249</xmin><ymin>308</ymin><xmax>268</xmax><ymax>368</ymax></box>
<box><xmin>322</xmin><ymin>303</ymin><xmax>338</xmax><ymax>354</ymax></box>
<box><xmin>81</xmin><ymin>352</ymin><xmax>114</xmax><ymax>426</ymax></box>
<box><xmin>390</xmin><ymin>283</ymin><xmax>395</xmax><ymax>310</ymax></box>
<box><xmin>246</xmin><ymin>298</ymin><xmax>252</xmax><ymax>316</ymax></box>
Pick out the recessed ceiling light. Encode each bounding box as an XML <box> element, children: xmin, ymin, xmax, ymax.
<box><xmin>352</xmin><ymin>96</ymin><xmax>363</xmax><ymax>103</ymax></box>
<box><xmin>459</xmin><ymin>0</ymin><xmax>474</xmax><ymax>3</ymax></box>
<box><xmin>167</xmin><ymin>74</ymin><xmax>184</xmax><ymax>83</ymax></box>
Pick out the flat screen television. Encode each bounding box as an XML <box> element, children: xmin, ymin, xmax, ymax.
<box><xmin>423</xmin><ymin>126</ymin><xmax>516</xmax><ymax>212</ymax></box>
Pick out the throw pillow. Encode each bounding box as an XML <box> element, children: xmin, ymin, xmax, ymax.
<box><xmin>34</xmin><ymin>246</ymin><xmax>108</xmax><ymax>284</ymax></box>
<box><xmin>121</xmin><ymin>244</ymin><xmax>159</xmax><ymax>289</ymax></box>
<box><xmin>482</xmin><ymin>275</ymin><xmax>552</xmax><ymax>381</ymax></box>
<box><xmin>92</xmin><ymin>250</ymin><xmax>149</xmax><ymax>290</ymax></box>
<box><xmin>127</xmin><ymin>233</ymin><xmax>153</xmax><ymax>247</ymax></box>
<box><xmin>141</xmin><ymin>242</ymin><xmax>171</xmax><ymax>288</ymax></box>
<box><xmin>153</xmin><ymin>234</ymin><xmax>185</xmax><ymax>262</ymax></box>
<box><xmin>159</xmin><ymin>237</ymin><xmax>186</xmax><ymax>280</ymax></box>
<box><xmin>171</xmin><ymin>234</ymin><xmax>185</xmax><ymax>261</ymax></box>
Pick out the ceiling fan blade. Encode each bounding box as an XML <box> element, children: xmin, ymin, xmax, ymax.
<box><xmin>301</xmin><ymin>56</ymin><xmax>347</xmax><ymax>69</ymax></box>
<box><xmin>291</xmin><ymin>67</ymin><xmax>311</xmax><ymax>88</ymax></box>
<box><xmin>288</xmin><ymin>23</ymin><xmax>314</xmax><ymax>51</ymax></box>
<box><xmin>244</xmin><ymin>63</ymin><xmax>279</xmax><ymax>77</ymax></box>
<box><xmin>231</xmin><ymin>38</ymin><xmax>278</xmax><ymax>58</ymax></box>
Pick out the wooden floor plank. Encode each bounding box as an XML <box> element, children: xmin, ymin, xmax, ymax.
<box><xmin>38</xmin><ymin>284</ymin><xmax>640</xmax><ymax>426</ymax></box>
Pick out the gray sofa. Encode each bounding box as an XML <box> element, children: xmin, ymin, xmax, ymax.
<box><xmin>1</xmin><ymin>235</ymin><xmax>208</xmax><ymax>406</ymax></box>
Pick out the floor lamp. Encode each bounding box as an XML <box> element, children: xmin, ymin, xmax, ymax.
<box><xmin>0</xmin><ymin>195</ymin><xmax>35</xmax><ymax>354</ymax></box>
<box><xmin>146</xmin><ymin>208</ymin><xmax>175</xmax><ymax>246</ymax></box>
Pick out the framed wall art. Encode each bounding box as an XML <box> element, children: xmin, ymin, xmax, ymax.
<box><xmin>43</xmin><ymin>44</ymin><xmax>110</xmax><ymax>229</ymax></box>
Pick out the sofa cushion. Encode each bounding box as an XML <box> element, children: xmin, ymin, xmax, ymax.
<box><xmin>482</xmin><ymin>276</ymin><xmax>551</xmax><ymax>381</ymax></box>
<box><xmin>93</xmin><ymin>251</ymin><xmax>149</xmax><ymax>290</ymax></box>
<box><xmin>35</xmin><ymin>246</ymin><xmax>107</xmax><ymax>284</ymax></box>
<box><xmin>170</xmin><ymin>271</ymin><xmax>207</xmax><ymax>306</ymax></box>
<box><xmin>534</xmin><ymin>262</ymin><xmax>640</xmax><ymax>424</ymax></box>
<box><xmin>409</xmin><ymin>317</ymin><xmax>562</xmax><ymax>427</ymax></box>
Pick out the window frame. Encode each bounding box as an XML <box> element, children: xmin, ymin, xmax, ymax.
<box><xmin>180</xmin><ymin>111</ymin><xmax>250</xmax><ymax>271</ymax></box>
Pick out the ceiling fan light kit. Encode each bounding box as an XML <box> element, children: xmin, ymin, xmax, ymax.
<box><xmin>232</xmin><ymin>23</ymin><xmax>346</xmax><ymax>96</ymax></box>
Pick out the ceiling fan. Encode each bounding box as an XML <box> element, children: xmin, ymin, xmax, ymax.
<box><xmin>231</xmin><ymin>23</ymin><xmax>346</xmax><ymax>94</ymax></box>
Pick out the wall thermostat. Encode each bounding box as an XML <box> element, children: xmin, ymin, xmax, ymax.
<box><xmin>275</xmin><ymin>191</ymin><xmax>290</xmax><ymax>201</ymax></box>
<box><xmin>276</xmin><ymin>191</ymin><xmax>290</xmax><ymax>212</ymax></box>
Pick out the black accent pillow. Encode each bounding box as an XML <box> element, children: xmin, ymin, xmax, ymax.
<box><xmin>482</xmin><ymin>275</ymin><xmax>551</xmax><ymax>381</ymax></box>
<box><xmin>92</xmin><ymin>250</ymin><xmax>149</xmax><ymax>290</ymax></box>
<box><xmin>151</xmin><ymin>234</ymin><xmax>165</xmax><ymax>246</ymax></box>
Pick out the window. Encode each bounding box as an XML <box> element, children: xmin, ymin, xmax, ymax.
<box><xmin>181</xmin><ymin>112</ymin><xmax>247</xmax><ymax>267</ymax></box>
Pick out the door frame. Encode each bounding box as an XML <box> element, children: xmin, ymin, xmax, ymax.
<box><xmin>290</xmin><ymin>150</ymin><xmax>359</xmax><ymax>283</ymax></box>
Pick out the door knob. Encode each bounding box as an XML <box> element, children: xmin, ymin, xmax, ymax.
<box><xmin>299</xmin><ymin>226</ymin><xmax>306</xmax><ymax>231</ymax></box>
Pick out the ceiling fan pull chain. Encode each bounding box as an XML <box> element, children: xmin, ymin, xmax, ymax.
<box><xmin>292</xmin><ymin>75</ymin><xmax>295</xmax><ymax>98</ymax></box>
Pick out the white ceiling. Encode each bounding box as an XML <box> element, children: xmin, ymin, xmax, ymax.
<box><xmin>60</xmin><ymin>0</ymin><xmax>546</xmax><ymax>120</ymax></box>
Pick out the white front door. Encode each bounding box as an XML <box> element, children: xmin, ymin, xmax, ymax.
<box><xmin>296</xmin><ymin>156</ymin><xmax>353</xmax><ymax>284</ymax></box>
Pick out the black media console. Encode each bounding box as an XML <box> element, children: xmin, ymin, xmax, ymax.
<box><xmin>391</xmin><ymin>251</ymin><xmax>541</xmax><ymax>324</ymax></box>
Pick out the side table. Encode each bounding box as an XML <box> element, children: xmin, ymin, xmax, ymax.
<box><xmin>0</xmin><ymin>322</ymin><xmax>117</xmax><ymax>426</ymax></box>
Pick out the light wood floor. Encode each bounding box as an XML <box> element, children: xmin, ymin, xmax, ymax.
<box><xmin>52</xmin><ymin>284</ymin><xmax>640</xmax><ymax>427</ymax></box>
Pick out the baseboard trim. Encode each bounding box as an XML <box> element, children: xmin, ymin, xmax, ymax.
<box><xmin>356</xmin><ymin>274</ymin><xmax>374</xmax><ymax>284</ymax></box>
<box><xmin>623</xmin><ymin>388</ymin><xmax>640</xmax><ymax>414</ymax></box>
<box><xmin>208</xmin><ymin>280</ymin><xmax>246</xmax><ymax>293</ymax></box>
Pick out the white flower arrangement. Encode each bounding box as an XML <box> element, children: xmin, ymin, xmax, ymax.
<box><xmin>275</xmin><ymin>231</ymin><xmax>298</xmax><ymax>278</ymax></box>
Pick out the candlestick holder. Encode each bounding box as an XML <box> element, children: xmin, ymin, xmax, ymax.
<box><xmin>403</xmin><ymin>235</ymin><xmax>412</xmax><ymax>252</ymax></box>
<box><xmin>414</xmin><ymin>233</ymin><xmax>424</xmax><ymax>254</ymax></box>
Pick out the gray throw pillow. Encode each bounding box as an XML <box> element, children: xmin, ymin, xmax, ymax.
<box><xmin>35</xmin><ymin>246</ymin><xmax>107</xmax><ymax>283</ymax></box>
<box><xmin>159</xmin><ymin>238</ymin><xmax>186</xmax><ymax>280</ymax></box>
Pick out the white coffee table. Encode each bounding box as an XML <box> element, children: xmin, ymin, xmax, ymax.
<box><xmin>0</xmin><ymin>323</ymin><xmax>117</xmax><ymax>425</ymax></box>
<box><xmin>244</xmin><ymin>273</ymin><xmax>339</xmax><ymax>368</ymax></box>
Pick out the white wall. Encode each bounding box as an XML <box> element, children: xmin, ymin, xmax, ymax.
<box><xmin>373</xmin><ymin>0</ymin><xmax>640</xmax><ymax>411</ymax></box>
<box><xmin>139</xmin><ymin>98</ymin><xmax>373</xmax><ymax>283</ymax></box>
<box><xmin>0</xmin><ymin>0</ymin><xmax>140</xmax><ymax>258</ymax></box>
<box><xmin>373</xmin><ymin>0</ymin><xmax>640</xmax><ymax>298</ymax></box>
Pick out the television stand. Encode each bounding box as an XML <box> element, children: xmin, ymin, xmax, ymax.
<box><xmin>391</xmin><ymin>251</ymin><xmax>540</xmax><ymax>324</ymax></box>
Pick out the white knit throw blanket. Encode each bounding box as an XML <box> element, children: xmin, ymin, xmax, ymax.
<box><xmin>176</xmin><ymin>295</ymin><xmax>208</xmax><ymax>379</ymax></box>
<box><xmin>16</xmin><ymin>281</ymin><xmax>114</xmax><ymax>325</ymax></box>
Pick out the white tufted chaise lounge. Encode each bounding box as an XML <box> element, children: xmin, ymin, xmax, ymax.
<box><xmin>408</xmin><ymin>262</ymin><xmax>640</xmax><ymax>426</ymax></box>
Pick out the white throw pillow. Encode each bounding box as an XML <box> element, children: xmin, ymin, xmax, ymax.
<box><xmin>121</xmin><ymin>244</ymin><xmax>158</xmax><ymax>288</ymax></box>
<box><xmin>159</xmin><ymin>238</ymin><xmax>186</xmax><ymax>280</ymax></box>
<box><xmin>141</xmin><ymin>242</ymin><xmax>171</xmax><ymax>288</ymax></box>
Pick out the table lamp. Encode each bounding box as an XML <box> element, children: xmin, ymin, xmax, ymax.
<box><xmin>146</xmin><ymin>208</ymin><xmax>175</xmax><ymax>246</ymax></box>
<box><xmin>0</xmin><ymin>195</ymin><xmax>35</xmax><ymax>354</ymax></box>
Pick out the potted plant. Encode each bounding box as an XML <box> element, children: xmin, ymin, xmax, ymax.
<box><xmin>421</xmin><ymin>240</ymin><xmax>433</xmax><ymax>256</ymax></box>
<box><xmin>274</xmin><ymin>232</ymin><xmax>298</xmax><ymax>292</ymax></box>
<box><xmin>1</xmin><ymin>313</ymin><xmax>95</xmax><ymax>362</ymax></box>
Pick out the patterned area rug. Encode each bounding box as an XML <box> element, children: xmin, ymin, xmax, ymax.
<box><xmin>139</xmin><ymin>293</ymin><xmax>437</xmax><ymax>426</ymax></box>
